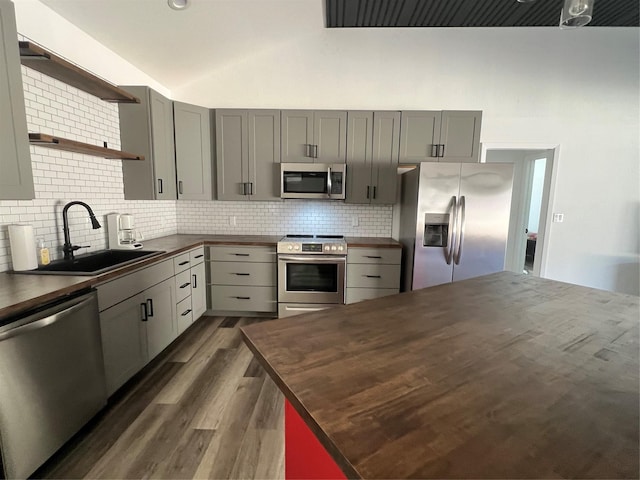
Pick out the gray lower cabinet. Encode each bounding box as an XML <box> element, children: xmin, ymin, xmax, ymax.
<box><xmin>281</xmin><ymin>110</ymin><xmax>347</xmax><ymax>163</ymax></box>
<box><xmin>207</xmin><ymin>245</ymin><xmax>277</xmax><ymax>313</ymax></box>
<box><xmin>0</xmin><ymin>0</ymin><xmax>34</xmax><ymax>200</ymax></box>
<box><xmin>175</xmin><ymin>247</ymin><xmax>206</xmax><ymax>335</ymax></box>
<box><xmin>174</xmin><ymin>101</ymin><xmax>213</xmax><ymax>200</ymax></box>
<box><xmin>346</xmin><ymin>111</ymin><xmax>400</xmax><ymax>204</ymax></box>
<box><xmin>119</xmin><ymin>86</ymin><xmax>176</xmax><ymax>200</ymax></box>
<box><xmin>346</xmin><ymin>247</ymin><xmax>402</xmax><ymax>304</ymax></box>
<box><xmin>399</xmin><ymin>111</ymin><xmax>482</xmax><ymax>163</ymax></box>
<box><xmin>144</xmin><ymin>277</ymin><xmax>177</xmax><ymax>360</ymax></box>
<box><xmin>215</xmin><ymin>109</ymin><xmax>280</xmax><ymax>201</ymax></box>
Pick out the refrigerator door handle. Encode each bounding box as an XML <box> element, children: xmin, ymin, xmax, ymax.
<box><xmin>454</xmin><ymin>195</ymin><xmax>466</xmax><ymax>265</ymax></box>
<box><xmin>445</xmin><ymin>195</ymin><xmax>457</xmax><ymax>265</ymax></box>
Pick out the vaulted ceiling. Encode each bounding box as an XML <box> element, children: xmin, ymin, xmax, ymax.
<box><xmin>325</xmin><ymin>0</ymin><xmax>639</xmax><ymax>27</ymax></box>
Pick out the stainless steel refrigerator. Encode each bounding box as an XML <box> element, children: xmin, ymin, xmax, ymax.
<box><xmin>399</xmin><ymin>162</ymin><xmax>514</xmax><ymax>291</ymax></box>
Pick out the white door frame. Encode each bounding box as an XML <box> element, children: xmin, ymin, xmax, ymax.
<box><xmin>480</xmin><ymin>143</ymin><xmax>560</xmax><ymax>278</ymax></box>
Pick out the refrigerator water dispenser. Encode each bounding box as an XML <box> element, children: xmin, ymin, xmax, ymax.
<box><xmin>423</xmin><ymin>213</ymin><xmax>449</xmax><ymax>247</ymax></box>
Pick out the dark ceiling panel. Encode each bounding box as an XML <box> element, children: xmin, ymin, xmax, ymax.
<box><xmin>326</xmin><ymin>0</ymin><xmax>640</xmax><ymax>27</ymax></box>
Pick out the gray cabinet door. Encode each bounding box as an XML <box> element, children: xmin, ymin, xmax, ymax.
<box><xmin>399</xmin><ymin>111</ymin><xmax>441</xmax><ymax>163</ymax></box>
<box><xmin>190</xmin><ymin>261</ymin><xmax>207</xmax><ymax>320</ymax></box>
<box><xmin>0</xmin><ymin>0</ymin><xmax>34</xmax><ymax>200</ymax></box>
<box><xmin>215</xmin><ymin>109</ymin><xmax>248</xmax><ymax>201</ymax></box>
<box><xmin>371</xmin><ymin>111</ymin><xmax>400</xmax><ymax>204</ymax></box>
<box><xmin>174</xmin><ymin>101</ymin><xmax>213</xmax><ymax>200</ymax></box>
<box><xmin>281</xmin><ymin>110</ymin><xmax>313</xmax><ymax>163</ymax></box>
<box><xmin>149</xmin><ymin>90</ymin><xmax>176</xmax><ymax>200</ymax></box>
<box><xmin>119</xmin><ymin>86</ymin><xmax>176</xmax><ymax>200</ymax></box>
<box><xmin>345</xmin><ymin>111</ymin><xmax>373</xmax><ymax>204</ymax></box>
<box><xmin>99</xmin><ymin>292</ymin><xmax>147</xmax><ymax>396</ymax></box>
<box><xmin>314</xmin><ymin>110</ymin><xmax>347</xmax><ymax>164</ymax></box>
<box><xmin>144</xmin><ymin>277</ymin><xmax>177</xmax><ymax>360</ymax></box>
<box><xmin>248</xmin><ymin>109</ymin><xmax>280</xmax><ymax>201</ymax></box>
<box><xmin>439</xmin><ymin>110</ymin><xmax>482</xmax><ymax>163</ymax></box>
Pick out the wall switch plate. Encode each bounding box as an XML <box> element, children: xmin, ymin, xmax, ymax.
<box><xmin>229</xmin><ymin>216</ymin><xmax>236</xmax><ymax>226</ymax></box>
<box><xmin>553</xmin><ymin>213</ymin><xmax>564</xmax><ymax>223</ymax></box>
<box><xmin>352</xmin><ymin>216</ymin><xmax>359</xmax><ymax>227</ymax></box>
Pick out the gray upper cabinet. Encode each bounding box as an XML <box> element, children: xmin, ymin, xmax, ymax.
<box><xmin>281</xmin><ymin>110</ymin><xmax>347</xmax><ymax>163</ymax></box>
<box><xmin>346</xmin><ymin>111</ymin><xmax>400</xmax><ymax>204</ymax></box>
<box><xmin>119</xmin><ymin>86</ymin><xmax>176</xmax><ymax>200</ymax></box>
<box><xmin>0</xmin><ymin>0</ymin><xmax>34</xmax><ymax>200</ymax></box>
<box><xmin>215</xmin><ymin>109</ymin><xmax>280</xmax><ymax>201</ymax></box>
<box><xmin>174</xmin><ymin>101</ymin><xmax>213</xmax><ymax>201</ymax></box>
<box><xmin>399</xmin><ymin>110</ymin><xmax>482</xmax><ymax>163</ymax></box>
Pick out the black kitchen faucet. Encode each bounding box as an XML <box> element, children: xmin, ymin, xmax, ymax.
<box><xmin>62</xmin><ymin>201</ymin><xmax>101</xmax><ymax>260</ymax></box>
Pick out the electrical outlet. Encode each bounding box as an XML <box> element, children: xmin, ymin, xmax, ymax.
<box><xmin>553</xmin><ymin>213</ymin><xmax>564</xmax><ymax>223</ymax></box>
<box><xmin>352</xmin><ymin>216</ymin><xmax>359</xmax><ymax>227</ymax></box>
<box><xmin>229</xmin><ymin>216</ymin><xmax>236</xmax><ymax>226</ymax></box>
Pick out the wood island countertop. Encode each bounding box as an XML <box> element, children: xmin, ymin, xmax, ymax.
<box><xmin>241</xmin><ymin>272</ymin><xmax>640</xmax><ymax>479</ymax></box>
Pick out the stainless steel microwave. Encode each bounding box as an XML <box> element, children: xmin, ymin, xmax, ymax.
<box><xmin>280</xmin><ymin>163</ymin><xmax>346</xmax><ymax>200</ymax></box>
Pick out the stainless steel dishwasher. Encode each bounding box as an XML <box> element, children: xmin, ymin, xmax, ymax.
<box><xmin>0</xmin><ymin>290</ymin><xmax>107</xmax><ymax>479</ymax></box>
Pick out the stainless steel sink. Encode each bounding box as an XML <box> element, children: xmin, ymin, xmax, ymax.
<box><xmin>16</xmin><ymin>250</ymin><xmax>165</xmax><ymax>276</ymax></box>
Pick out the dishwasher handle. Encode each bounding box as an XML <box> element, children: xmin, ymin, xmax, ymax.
<box><xmin>0</xmin><ymin>293</ymin><xmax>95</xmax><ymax>342</ymax></box>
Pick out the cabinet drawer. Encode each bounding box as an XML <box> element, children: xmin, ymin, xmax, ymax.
<box><xmin>347</xmin><ymin>247</ymin><xmax>401</xmax><ymax>265</ymax></box>
<box><xmin>346</xmin><ymin>287</ymin><xmax>399</xmax><ymax>304</ymax></box>
<box><xmin>173</xmin><ymin>252</ymin><xmax>192</xmax><ymax>273</ymax></box>
<box><xmin>97</xmin><ymin>259</ymin><xmax>174</xmax><ymax>312</ymax></box>
<box><xmin>175</xmin><ymin>269</ymin><xmax>192</xmax><ymax>303</ymax></box>
<box><xmin>347</xmin><ymin>264</ymin><xmax>401</xmax><ymax>289</ymax></box>
<box><xmin>210</xmin><ymin>285</ymin><xmax>277</xmax><ymax>312</ymax></box>
<box><xmin>190</xmin><ymin>247</ymin><xmax>205</xmax><ymax>265</ymax></box>
<box><xmin>210</xmin><ymin>261</ymin><xmax>276</xmax><ymax>287</ymax></box>
<box><xmin>176</xmin><ymin>297</ymin><xmax>193</xmax><ymax>335</ymax></box>
<box><xmin>208</xmin><ymin>245</ymin><xmax>276</xmax><ymax>263</ymax></box>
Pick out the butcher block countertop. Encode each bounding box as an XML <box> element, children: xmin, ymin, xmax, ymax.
<box><xmin>0</xmin><ymin>234</ymin><xmax>397</xmax><ymax>320</ymax></box>
<box><xmin>241</xmin><ymin>272</ymin><xmax>640</xmax><ymax>479</ymax></box>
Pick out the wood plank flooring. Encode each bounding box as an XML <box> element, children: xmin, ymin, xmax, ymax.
<box><xmin>35</xmin><ymin>316</ymin><xmax>284</xmax><ymax>480</ymax></box>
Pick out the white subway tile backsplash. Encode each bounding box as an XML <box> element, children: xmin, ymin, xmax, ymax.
<box><xmin>0</xmin><ymin>53</ymin><xmax>393</xmax><ymax>272</ymax></box>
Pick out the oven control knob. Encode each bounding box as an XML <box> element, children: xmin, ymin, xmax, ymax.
<box><xmin>294</xmin><ymin>245</ymin><xmax>300</xmax><ymax>251</ymax></box>
<box><xmin>338</xmin><ymin>245</ymin><xmax>344</xmax><ymax>251</ymax></box>
<box><xmin>288</xmin><ymin>245</ymin><xmax>293</xmax><ymax>251</ymax></box>
<box><xmin>331</xmin><ymin>245</ymin><xmax>337</xmax><ymax>251</ymax></box>
<box><xmin>324</xmin><ymin>245</ymin><xmax>330</xmax><ymax>251</ymax></box>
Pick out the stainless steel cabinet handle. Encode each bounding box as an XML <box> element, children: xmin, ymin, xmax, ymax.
<box><xmin>192</xmin><ymin>274</ymin><xmax>197</xmax><ymax>288</ymax></box>
<box><xmin>141</xmin><ymin>303</ymin><xmax>148</xmax><ymax>322</ymax></box>
<box><xmin>327</xmin><ymin>166</ymin><xmax>332</xmax><ymax>198</ymax></box>
<box><xmin>233</xmin><ymin>273</ymin><xmax>250</xmax><ymax>276</ymax></box>
<box><xmin>454</xmin><ymin>195</ymin><xmax>466</xmax><ymax>265</ymax></box>
<box><xmin>178</xmin><ymin>180</ymin><xmax>183</xmax><ymax>195</ymax></box>
<box><xmin>365</xmin><ymin>255</ymin><xmax>382</xmax><ymax>259</ymax></box>
<box><xmin>366</xmin><ymin>186</ymin><xmax>370</xmax><ymax>199</ymax></box>
<box><xmin>233</xmin><ymin>253</ymin><xmax>250</xmax><ymax>257</ymax></box>
<box><xmin>194</xmin><ymin>254</ymin><xmax>204</xmax><ymax>259</ymax></box>
<box><xmin>365</xmin><ymin>275</ymin><xmax>382</xmax><ymax>278</ymax></box>
<box><xmin>158</xmin><ymin>179</ymin><xmax>163</xmax><ymax>194</ymax></box>
<box><xmin>178</xmin><ymin>260</ymin><xmax>190</xmax><ymax>266</ymax></box>
<box><xmin>373</xmin><ymin>186</ymin><xmax>377</xmax><ymax>199</ymax></box>
<box><xmin>445</xmin><ymin>195</ymin><xmax>457</xmax><ymax>265</ymax></box>
<box><xmin>180</xmin><ymin>282</ymin><xmax>191</xmax><ymax>289</ymax></box>
<box><xmin>234</xmin><ymin>296</ymin><xmax>251</xmax><ymax>300</ymax></box>
<box><xmin>249</xmin><ymin>182</ymin><xmax>254</xmax><ymax>195</ymax></box>
<box><xmin>0</xmin><ymin>295</ymin><xmax>94</xmax><ymax>341</ymax></box>
<box><xmin>313</xmin><ymin>145</ymin><xmax>318</xmax><ymax>158</ymax></box>
<box><xmin>305</xmin><ymin>144</ymin><xmax>312</xmax><ymax>157</ymax></box>
<box><xmin>439</xmin><ymin>144</ymin><xmax>445</xmax><ymax>157</ymax></box>
<box><xmin>241</xmin><ymin>182</ymin><xmax>247</xmax><ymax>195</ymax></box>
<box><xmin>181</xmin><ymin>309</ymin><xmax>192</xmax><ymax>316</ymax></box>
<box><xmin>146</xmin><ymin>299</ymin><xmax>154</xmax><ymax>317</ymax></box>
<box><xmin>431</xmin><ymin>144</ymin><xmax>438</xmax><ymax>157</ymax></box>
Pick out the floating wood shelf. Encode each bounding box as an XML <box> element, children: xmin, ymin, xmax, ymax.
<box><xmin>29</xmin><ymin>133</ymin><xmax>144</xmax><ymax>160</ymax></box>
<box><xmin>19</xmin><ymin>42</ymin><xmax>140</xmax><ymax>104</ymax></box>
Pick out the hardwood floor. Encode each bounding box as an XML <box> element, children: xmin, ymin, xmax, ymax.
<box><xmin>36</xmin><ymin>316</ymin><xmax>284</xmax><ymax>480</ymax></box>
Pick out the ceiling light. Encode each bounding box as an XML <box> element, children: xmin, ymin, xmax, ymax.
<box><xmin>168</xmin><ymin>0</ymin><xmax>189</xmax><ymax>10</ymax></box>
<box><xmin>560</xmin><ymin>0</ymin><xmax>594</xmax><ymax>28</ymax></box>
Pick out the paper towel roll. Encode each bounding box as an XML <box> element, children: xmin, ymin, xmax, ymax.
<box><xmin>8</xmin><ymin>224</ymin><xmax>38</xmax><ymax>271</ymax></box>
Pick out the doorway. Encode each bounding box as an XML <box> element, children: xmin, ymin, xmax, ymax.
<box><xmin>482</xmin><ymin>145</ymin><xmax>558</xmax><ymax>277</ymax></box>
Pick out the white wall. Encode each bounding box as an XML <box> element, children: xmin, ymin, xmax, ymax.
<box><xmin>173</xmin><ymin>27</ymin><xmax>640</xmax><ymax>295</ymax></box>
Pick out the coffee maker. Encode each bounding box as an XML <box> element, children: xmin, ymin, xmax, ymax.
<box><xmin>107</xmin><ymin>213</ymin><xmax>143</xmax><ymax>250</ymax></box>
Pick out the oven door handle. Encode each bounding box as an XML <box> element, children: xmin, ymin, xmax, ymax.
<box><xmin>278</xmin><ymin>255</ymin><xmax>346</xmax><ymax>263</ymax></box>
<box><xmin>326</xmin><ymin>166</ymin><xmax>332</xmax><ymax>198</ymax></box>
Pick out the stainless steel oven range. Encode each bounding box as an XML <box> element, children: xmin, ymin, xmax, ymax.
<box><xmin>277</xmin><ymin>235</ymin><xmax>347</xmax><ymax>318</ymax></box>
